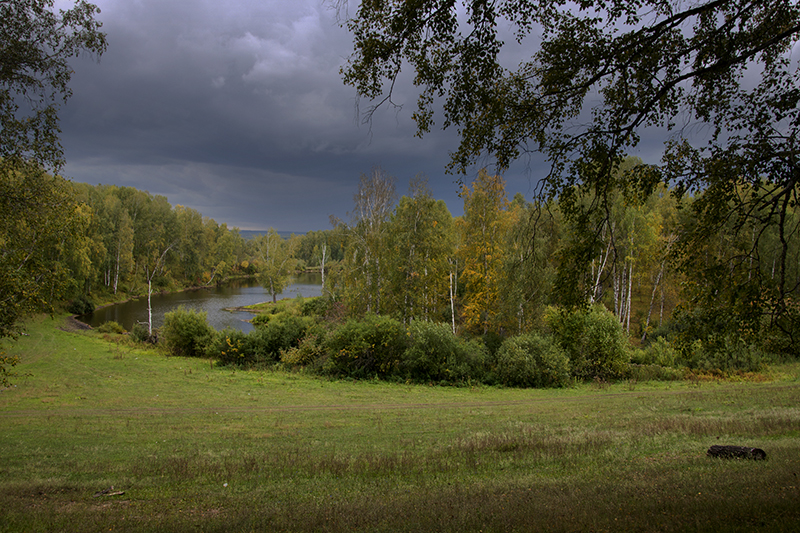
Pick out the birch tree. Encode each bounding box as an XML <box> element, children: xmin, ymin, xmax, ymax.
<box><xmin>458</xmin><ymin>170</ymin><xmax>511</xmax><ymax>335</ymax></box>
<box><xmin>341</xmin><ymin>167</ymin><xmax>397</xmax><ymax>315</ymax></box>
<box><xmin>384</xmin><ymin>177</ymin><xmax>456</xmax><ymax>323</ymax></box>
<box><xmin>255</xmin><ymin>229</ymin><xmax>297</xmax><ymax>304</ymax></box>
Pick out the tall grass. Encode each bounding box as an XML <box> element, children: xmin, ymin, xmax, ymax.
<box><xmin>1</xmin><ymin>314</ymin><xmax>798</xmax><ymax>532</ymax></box>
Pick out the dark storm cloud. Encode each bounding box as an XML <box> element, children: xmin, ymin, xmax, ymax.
<box><xmin>68</xmin><ymin>0</ymin><xmax>758</xmax><ymax>232</ymax></box>
<box><xmin>59</xmin><ymin>0</ymin><xmax>473</xmax><ymax>231</ymax></box>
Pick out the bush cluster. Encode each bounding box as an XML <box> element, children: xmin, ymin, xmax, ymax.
<box><xmin>207</xmin><ymin>328</ymin><xmax>248</xmax><ymax>365</ymax></box>
<box><xmin>146</xmin><ymin>301</ymin><xmax>634</xmax><ymax>387</ymax></box>
<box><xmin>130</xmin><ymin>323</ymin><xmax>152</xmax><ymax>343</ymax></box>
<box><xmin>402</xmin><ymin>320</ymin><xmax>486</xmax><ymax>382</ymax></box>
<box><xmin>130</xmin><ymin>297</ymin><xmax>771</xmax><ymax>387</ymax></box>
<box><xmin>667</xmin><ymin>305</ymin><xmax>777</xmax><ymax>372</ymax></box>
<box><xmin>545</xmin><ymin>305</ymin><xmax>630</xmax><ymax>381</ymax></box>
<box><xmin>68</xmin><ymin>295</ymin><xmax>95</xmax><ymax>316</ymax></box>
<box><xmin>677</xmin><ymin>335</ymin><xmax>768</xmax><ymax>373</ymax></box>
<box><xmin>161</xmin><ymin>306</ymin><xmax>214</xmax><ymax>358</ymax></box>
<box><xmin>96</xmin><ymin>321</ymin><xmax>125</xmax><ymax>334</ymax></box>
<box><xmin>494</xmin><ymin>333</ymin><xmax>571</xmax><ymax>388</ymax></box>
<box><xmin>208</xmin><ymin>313</ymin><xmax>315</xmax><ymax>367</ymax></box>
<box><xmin>323</xmin><ymin>315</ymin><xmax>408</xmax><ymax>378</ymax></box>
<box><xmin>195</xmin><ymin>308</ymin><xmax>607</xmax><ymax>387</ymax></box>
<box><xmin>631</xmin><ymin>337</ymin><xmax>676</xmax><ymax>367</ymax></box>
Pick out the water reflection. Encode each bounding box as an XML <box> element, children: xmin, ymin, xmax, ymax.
<box><xmin>80</xmin><ymin>274</ymin><xmax>322</xmax><ymax>333</ymax></box>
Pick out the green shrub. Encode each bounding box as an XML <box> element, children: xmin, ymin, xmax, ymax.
<box><xmin>97</xmin><ymin>321</ymin><xmax>125</xmax><ymax>334</ymax></box>
<box><xmin>481</xmin><ymin>331</ymin><xmax>505</xmax><ymax>358</ymax></box>
<box><xmin>161</xmin><ymin>306</ymin><xmax>214</xmax><ymax>358</ymax></box>
<box><xmin>402</xmin><ymin>320</ymin><xmax>454</xmax><ymax>381</ymax></box>
<box><xmin>643</xmin><ymin>322</ymin><xmax>674</xmax><ymax>345</ymax></box>
<box><xmin>281</xmin><ymin>330</ymin><xmax>325</xmax><ymax>367</ymax></box>
<box><xmin>402</xmin><ymin>320</ymin><xmax>488</xmax><ymax>383</ymax></box>
<box><xmin>629</xmin><ymin>337</ymin><xmax>682</xmax><ymax>381</ymax></box>
<box><xmin>249</xmin><ymin>300</ymin><xmax>301</xmax><ymax>325</ymax></box>
<box><xmin>448</xmin><ymin>338</ymin><xmax>489</xmax><ymax>382</ymax></box>
<box><xmin>667</xmin><ymin>305</ymin><xmax>775</xmax><ymax>373</ymax></box>
<box><xmin>68</xmin><ymin>295</ymin><xmax>95</xmax><ymax>315</ymax></box>
<box><xmin>250</xmin><ymin>312</ymin><xmax>274</xmax><ymax>328</ymax></box>
<box><xmin>248</xmin><ymin>314</ymin><xmax>314</xmax><ymax>362</ymax></box>
<box><xmin>545</xmin><ymin>305</ymin><xmax>631</xmax><ymax>381</ymax></box>
<box><xmin>677</xmin><ymin>334</ymin><xmax>768</xmax><ymax>373</ymax></box>
<box><xmin>301</xmin><ymin>297</ymin><xmax>333</xmax><ymax>317</ymax></box>
<box><xmin>239</xmin><ymin>327</ymin><xmax>274</xmax><ymax>363</ymax></box>
<box><xmin>495</xmin><ymin>333</ymin><xmax>571</xmax><ymax>388</ymax></box>
<box><xmin>250</xmin><ymin>306</ymin><xmax>299</xmax><ymax>327</ymax></box>
<box><xmin>631</xmin><ymin>337</ymin><xmax>677</xmax><ymax>367</ymax></box>
<box><xmin>324</xmin><ymin>315</ymin><xmax>407</xmax><ymax>378</ymax></box>
<box><xmin>130</xmin><ymin>323</ymin><xmax>152</xmax><ymax>343</ymax></box>
<box><xmin>207</xmin><ymin>328</ymin><xmax>249</xmax><ymax>366</ymax></box>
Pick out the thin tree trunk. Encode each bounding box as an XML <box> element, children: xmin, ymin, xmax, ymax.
<box><xmin>590</xmin><ymin>225</ymin><xmax>613</xmax><ymax>303</ymax></box>
<box><xmin>147</xmin><ymin>274</ymin><xmax>153</xmax><ymax>337</ymax></box>
<box><xmin>613</xmin><ymin>263</ymin><xmax>621</xmax><ymax>318</ymax></box>
<box><xmin>642</xmin><ymin>263</ymin><xmax>665</xmax><ymax>342</ymax></box>
<box><xmin>114</xmin><ymin>244</ymin><xmax>121</xmax><ymax>294</ymax></box>
<box><xmin>145</xmin><ymin>242</ymin><xmax>176</xmax><ymax>337</ymax></box>
<box><xmin>320</xmin><ymin>243</ymin><xmax>326</xmax><ymax>294</ymax></box>
<box><xmin>449</xmin><ymin>270</ymin><xmax>456</xmax><ymax>335</ymax></box>
<box><xmin>626</xmin><ymin>260</ymin><xmax>633</xmax><ymax>334</ymax></box>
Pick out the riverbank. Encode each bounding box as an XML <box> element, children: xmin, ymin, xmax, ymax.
<box><xmin>84</xmin><ymin>274</ymin><xmax>259</xmax><ymax>312</ymax></box>
<box><xmin>61</xmin><ymin>315</ymin><xmax>94</xmax><ymax>332</ymax></box>
<box><xmin>76</xmin><ymin>275</ymin><xmax>322</xmax><ymax>332</ymax></box>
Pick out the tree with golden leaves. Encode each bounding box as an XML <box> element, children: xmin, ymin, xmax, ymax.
<box><xmin>457</xmin><ymin>170</ymin><xmax>511</xmax><ymax>335</ymax></box>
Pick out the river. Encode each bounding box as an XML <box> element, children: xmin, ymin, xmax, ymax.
<box><xmin>79</xmin><ymin>273</ymin><xmax>322</xmax><ymax>333</ymax></box>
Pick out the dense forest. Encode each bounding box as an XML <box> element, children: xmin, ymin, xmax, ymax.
<box><xmin>2</xmin><ymin>0</ymin><xmax>798</xmax><ymax>387</ymax></box>
<box><xmin>328</xmin><ymin>165</ymin><xmax>799</xmax><ymax>360</ymax></box>
<box><xmin>123</xmin><ymin>160</ymin><xmax>796</xmax><ymax>386</ymax></box>
<box><xmin>6</xmin><ymin>176</ymin><xmax>343</xmax><ymax>308</ymax></box>
<box><xmin>8</xmin><ymin>158</ymin><xmax>800</xmax><ymax>383</ymax></box>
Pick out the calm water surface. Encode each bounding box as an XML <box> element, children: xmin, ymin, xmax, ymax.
<box><xmin>80</xmin><ymin>273</ymin><xmax>322</xmax><ymax>333</ymax></box>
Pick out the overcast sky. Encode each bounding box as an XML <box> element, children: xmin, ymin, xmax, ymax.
<box><xmin>59</xmin><ymin>0</ymin><xmax>658</xmax><ymax>232</ymax></box>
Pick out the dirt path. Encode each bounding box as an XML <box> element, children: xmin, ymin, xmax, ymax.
<box><xmin>59</xmin><ymin>315</ymin><xmax>93</xmax><ymax>332</ymax></box>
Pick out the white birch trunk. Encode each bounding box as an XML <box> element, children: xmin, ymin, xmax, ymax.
<box><xmin>320</xmin><ymin>243</ymin><xmax>327</xmax><ymax>294</ymax></box>
<box><xmin>642</xmin><ymin>263</ymin><xmax>665</xmax><ymax>342</ymax></box>
<box><xmin>626</xmin><ymin>260</ymin><xmax>633</xmax><ymax>334</ymax></box>
<box><xmin>147</xmin><ymin>275</ymin><xmax>153</xmax><ymax>337</ymax></box>
<box><xmin>449</xmin><ymin>270</ymin><xmax>456</xmax><ymax>335</ymax></box>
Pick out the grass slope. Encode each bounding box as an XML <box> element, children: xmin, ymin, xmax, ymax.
<box><xmin>1</xmin><ymin>315</ymin><xmax>799</xmax><ymax>532</ymax></box>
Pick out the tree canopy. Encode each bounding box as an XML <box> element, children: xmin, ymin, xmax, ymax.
<box><xmin>1</xmin><ymin>0</ymin><xmax>106</xmax><ymax>383</ymax></box>
<box><xmin>337</xmin><ymin>0</ymin><xmax>800</xmax><ymax>349</ymax></box>
<box><xmin>338</xmin><ymin>0</ymin><xmax>797</xmax><ymax>183</ymax></box>
<box><xmin>1</xmin><ymin>0</ymin><xmax>106</xmax><ymax>172</ymax></box>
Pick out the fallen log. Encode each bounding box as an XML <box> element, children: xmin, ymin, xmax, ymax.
<box><xmin>707</xmin><ymin>445</ymin><xmax>767</xmax><ymax>460</ymax></box>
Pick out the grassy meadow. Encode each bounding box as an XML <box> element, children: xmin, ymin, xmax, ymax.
<box><xmin>1</xmin><ymin>315</ymin><xmax>799</xmax><ymax>532</ymax></box>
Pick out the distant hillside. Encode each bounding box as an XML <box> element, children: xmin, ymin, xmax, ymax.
<box><xmin>239</xmin><ymin>229</ymin><xmax>300</xmax><ymax>240</ymax></box>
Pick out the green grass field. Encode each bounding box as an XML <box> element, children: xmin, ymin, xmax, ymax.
<box><xmin>1</xmin><ymin>315</ymin><xmax>799</xmax><ymax>532</ymax></box>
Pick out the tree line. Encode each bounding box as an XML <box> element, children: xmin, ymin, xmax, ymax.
<box><xmin>333</xmin><ymin>0</ymin><xmax>799</xmax><ymax>369</ymax></box>
<box><xmin>6</xmin><ymin>158</ymin><xmax>797</xmax><ymax>376</ymax></box>
<box><xmin>326</xmin><ymin>164</ymin><xmax>799</xmax><ymax>364</ymax></box>
<box><xmin>151</xmin><ymin>158</ymin><xmax>797</xmax><ymax>385</ymax></box>
<box><xmin>38</xmin><ymin>179</ymin><xmax>349</xmax><ymax>308</ymax></box>
<box><xmin>3</xmin><ymin>0</ymin><xmax>797</xmax><ymax>384</ymax></box>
